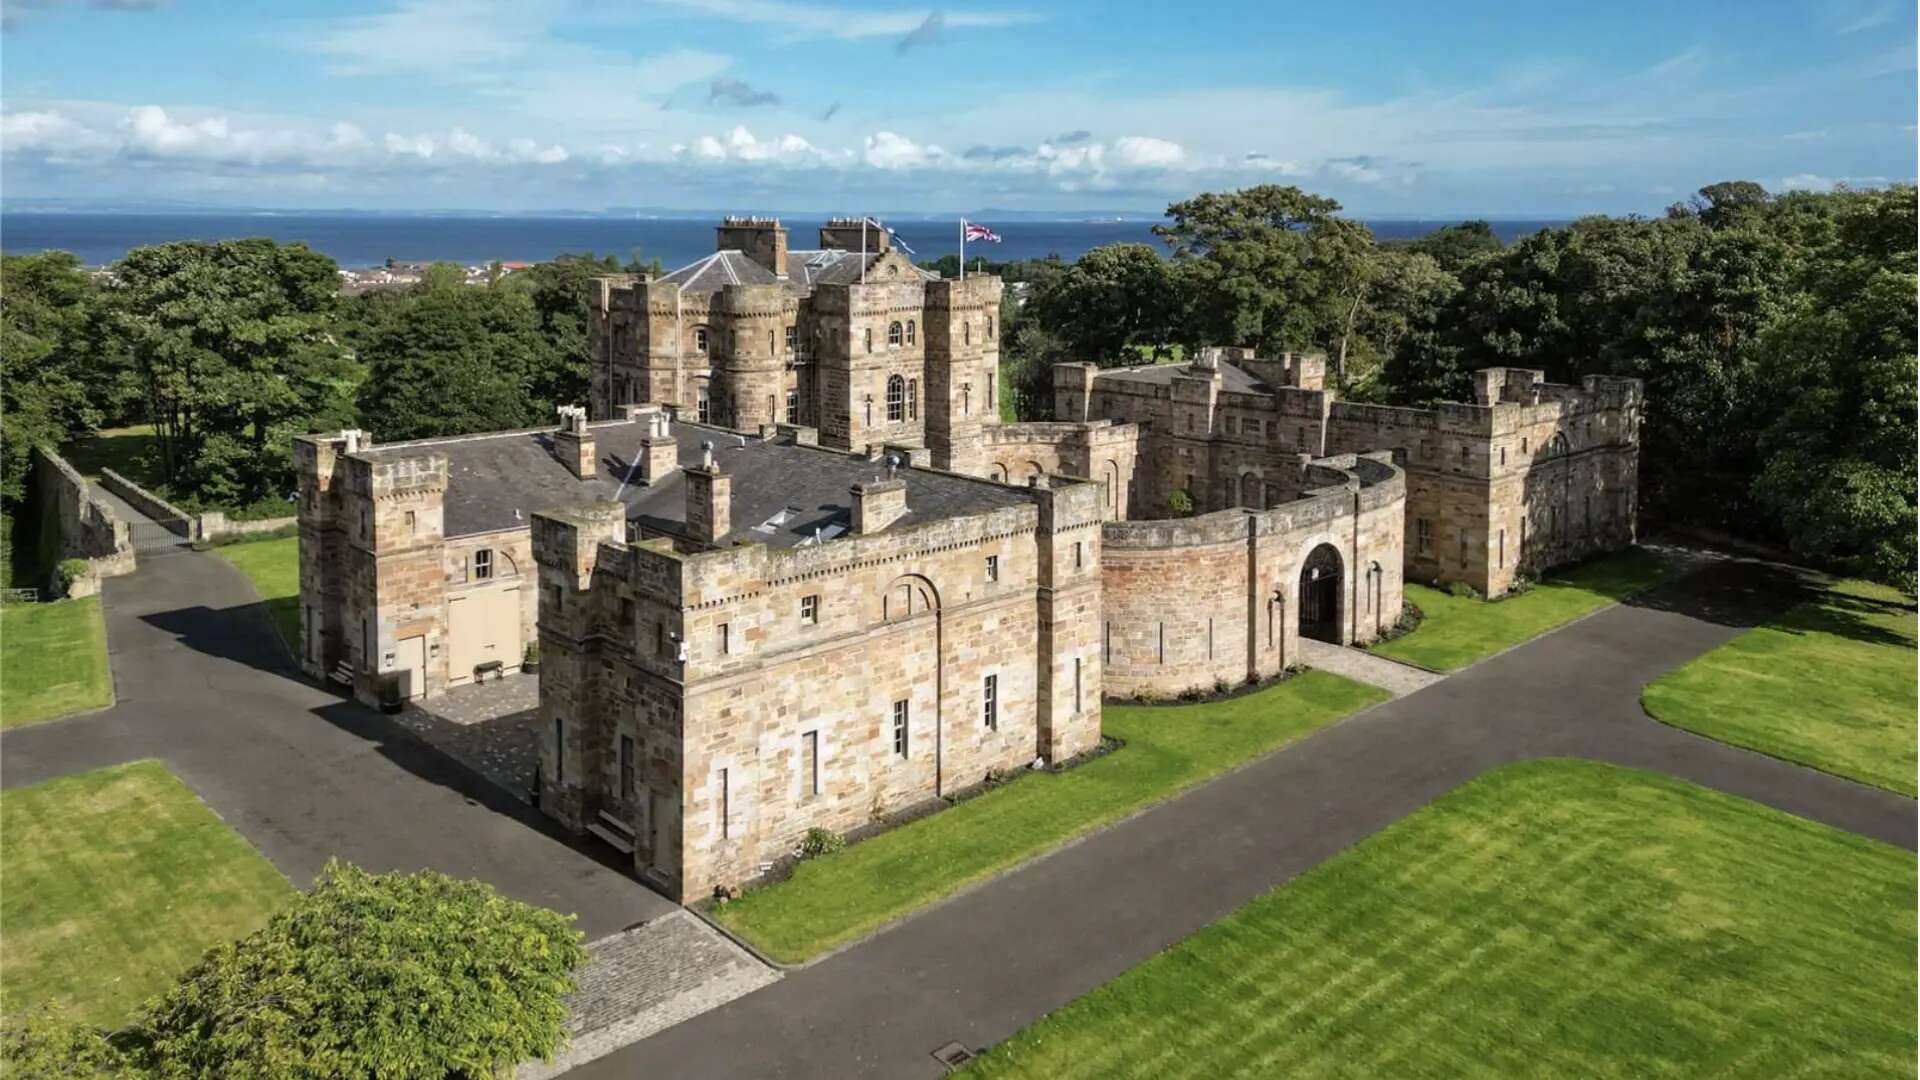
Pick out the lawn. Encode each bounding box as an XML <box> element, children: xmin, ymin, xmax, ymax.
<box><xmin>1</xmin><ymin>597</ymin><xmax>113</xmax><ymax>728</ymax></box>
<box><xmin>0</xmin><ymin>761</ymin><xmax>294</xmax><ymax>1025</ymax></box>
<box><xmin>60</xmin><ymin>423</ymin><xmax>165</xmax><ymax>489</ymax></box>
<box><xmin>1373</xmin><ymin>546</ymin><xmax>1675</xmax><ymax>671</ymax></box>
<box><xmin>1644</xmin><ymin>577</ymin><xmax>1917</xmax><ymax>796</ymax></box>
<box><xmin>713</xmin><ymin>670</ymin><xmax>1389</xmax><ymax>963</ymax></box>
<box><xmin>966</xmin><ymin>759</ymin><xmax>1917</xmax><ymax>1078</ymax></box>
<box><xmin>214</xmin><ymin>535</ymin><xmax>300</xmax><ymax>654</ymax></box>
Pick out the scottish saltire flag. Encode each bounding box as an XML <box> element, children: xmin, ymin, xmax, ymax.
<box><xmin>870</xmin><ymin>217</ymin><xmax>916</xmax><ymax>255</ymax></box>
<box><xmin>963</xmin><ymin>220</ymin><xmax>1002</xmax><ymax>243</ymax></box>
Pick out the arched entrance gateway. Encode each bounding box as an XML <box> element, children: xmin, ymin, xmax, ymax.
<box><xmin>1298</xmin><ymin>543</ymin><xmax>1343</xmax><ymax>644</ymax></box>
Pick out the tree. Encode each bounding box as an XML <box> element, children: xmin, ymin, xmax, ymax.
<box><xmin>1027</xmin><ymin>243</ymin><xmax>1181</xmax><ymax>365</ymax></box>
<box><xmin>1</xmin><ymin>1007</ymin><xmax>134</xmax><ymax>1078</ymax></box>
<box><xmin>0</xmin><ymin>252</ymin><xmax>124</xmax><ymax>503</ymax></box>
<box><xmin>131</xmin><ymin>861</ymin><xmax>586</xmax><ymax>1079</ymax></box>
<box><xmin>112</xmin><ymin>239</ymin><xmax>341</xmax><ymax>508</ymax></box>
<box><xmin>502</xmin><ymin>253</ymin><xmax>622</xmax><ymax>409</ymax></box>
<box><xmin>355</xmin><ymin>282</ymin><xmax>550</xmax><ymax>440</ymax></box>
<box><xmin>1401</xmin><ymin>219</ymin><xmax>1503</xmax><ymax>272</ymax></box>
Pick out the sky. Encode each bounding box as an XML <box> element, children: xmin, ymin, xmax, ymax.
<box><xmin>1</xmin><ymin>0</ymin><xmax>1914</xmax><ymax>216</ymax></box>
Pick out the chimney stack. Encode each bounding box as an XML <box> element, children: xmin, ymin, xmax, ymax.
<box><xmin>684</xmin><ymin>441</ymin><xmax>731</xmax><ymax>544</ymax></box>
<box><xmin>851</xmin><ymin>477</ymin><xmax>908</xmax><ymax>534</ymax></box>
<box><xmin>554</xmin><ymin>406</ymin><xmax>595</xmax><ymax>479</ymax></box>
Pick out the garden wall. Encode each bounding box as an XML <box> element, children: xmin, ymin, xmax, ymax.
<box><xmin>31</xmin><ymin>448</ymin><xmax>136</xmax><ymax>597</ymax></box>
<box><xmin>98</xmin><ymin>468</ymin><xmax>295</xmax><ymax>542</ymax></box>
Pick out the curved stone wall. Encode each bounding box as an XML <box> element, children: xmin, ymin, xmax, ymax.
<box><xmin>1100</xmin><ymin>451</ymin><xmax>1405</xmax><ymax>699</ymax></box>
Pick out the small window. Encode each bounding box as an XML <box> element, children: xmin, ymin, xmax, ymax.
<box><xmin>655</xmin><ymin>622</ymin><xmax>668</xmax><ymax>656</ymax></box>
<box><xmin>985</xmin><ymin>555</ymin><xmax>999</xmax><ymax>582</ymax></box>
<box><xmin>1521</xmin><ymin>436</ymin><xmax>1529</xmax><ymax>453</ymax></box>
<box><xmin>1074</xmin><ymin>657</ymin><xmax>1082</xmax><ymax>713</ymax></box>
<box><xmin>887</xmin><ymin>375</ymin><xmax>905</xmax><ymax>422</ymax></box>
<box><xmin>786</xmin><ymin>390</ymin><xmax>799</xmax><ymax>424</ymax></box>
<box><xmin>546</xmin><ymin>583</ymin><xmax>562</xmax><ymax>611</ymax></box>
<box><xmin>864</xmin><ymin>327</ymin><xmax>873</xmax><ymax>353</ymax></box>
<box><xmin>907</xmin><ymin>378</ymin><xmax>918</xmax><ymax>421</ymax></box>
<box><xmin>906</xmin><ymin>319</ymin><xmax>916</xmax><ymax>344</ymax></box>
<box><xmin>964</xmin><ymin>322</ymin><xmax>971</xmax><ymax>346</ymax></box>
<box><xmin>892</xmin><ymin>700</ymin><xmax>910</xmax><ymax>756</ymax></box>
<box><xmin>888</xmin><ymin>321</ymin><xmax>903</xmax><ymax>348</ymax></box>
<box><xmin>697</xmin><ymin>390</ymin><xmax>711</xmax><ymax>423</ymax></box>
<box><xmin>695</xmin><ymin>326</ymin><xmax>710</xmax><ymax>352</ymax></box>
<box><xmin>802</xmin><ymin>730</ymin><xmax>819</xmax><ymax>796</ymax></box>
<box><xmin>1500</xmin><ymin>446</ymin><xmax>1507</xmax><ymax>466</ymax></box>
<box><xmin>800</xmin><ymin>594</ymin><xmax>819</xmax><ymax>624</ymax></box>
<box><xmin>620</xmin><ymin>734</ymin><xmax>635</xmax><ymax>799</ymax></box>
<box><xmin>620</xmin><ymin>596</ymin><xmax>635</xmax><ymax>625</ymax></box>
<box><xmin>718</xmin><ymin>767</ymin><xmax>730</xmax><ymax>838</ymax></box>
<box><xmin>1460</xmin><ymin>445</ymin><xmax>1470</xmax><ymax>465</ymax></box>
<box><xmin>718</xmin><ymin>622</ymin><xmax>730</xmax><ymax>655</ymax></box>
<box><xmin>553</xmin><ymin>717</ymin><xmax>565</xmax><ymax>784</ymax></box>
<box><xmin>1297</xmin><ymin>426</ymin><xmax>1307</xmax><ymax>449</ymax></box>
<box><xmin>405</xmin><ymin>510</ymin><xmax>417</xmax><ymax>533</ymax></box>
<box><xmin>1416</xmin><ymin>518</ymin><xmax>1434</xmax><ymax>555</ymax></box>
<box><xmin>785</xmin><ymin>325</ymin><xmax>797</xmax><ymax>352</ymax></box>
<box><xmin>473</xmin><ymin>549</ymin><xmax>493</xmax><ymax>580</ymax></box>
<box><xmin>983</xmin><ymin>674</ymin><xmax>998</xmax><ymax>730</ymax></box>
<box><xmin>1074</xmin><ymin>541</ymin><xmax>1084</xmax><ymax>569</ymax></box>
<box><xmin>987</xmin><ymin>316</ymin><xmax>995</xmax><ymax>339</ymax></box>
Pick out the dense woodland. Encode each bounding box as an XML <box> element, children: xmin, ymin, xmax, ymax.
<box><xmin>2</xmin><ymin>181</ymin><xmax>1913</xmax><ymax>588</ymax></box>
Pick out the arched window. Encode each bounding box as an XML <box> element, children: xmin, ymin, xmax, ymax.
<box><xmin>886</xmin><ymin>375</ymin><xmax>905</xmax><ymax>422</ymax></box>
<box><xmin>888</xmin><ymin>321</ymin><xmax>903</xmax><ymax>348</ymax></box>
<box><xmin>906</xmin><ymin>319</ymin><xmax>916</xmax><ymax>345</ymax></box>
<box><xmin>907</xmin><ymin>378</ymin><xmax>918</xmax><ymax>420</ymax></box>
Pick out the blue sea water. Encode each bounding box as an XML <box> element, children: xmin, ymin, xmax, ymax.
<box><xmin>0</xmin><ymin>212</ymin><xmax>1566</xmax><ymax>269</ymax></box>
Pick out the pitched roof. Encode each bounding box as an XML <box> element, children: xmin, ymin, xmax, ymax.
<box><xmin>354</xmin><ymin>420</ymin><xmax>1034</xmax><ymax>545</ymax></box>
<box><xmin>655</xmin><ymin>247</ymin><xmax>938</xmax><ymax>294</ymax></box>
<box><xmin>1095</xmin><ymin>360</ymin><xmax>1271</xmax><ymax>395</ymax></box>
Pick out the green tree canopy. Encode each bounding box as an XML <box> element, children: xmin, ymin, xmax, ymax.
<box><xmin>132</xmin><ymin>861</ymin><xmax>586</xmax><ymax>1079</ymax></box>
<box><xmin>0</xmin><ymin>252</ymin><xmax>126</xmax><ymax>502</ymax></box>
<box><xmin>354</xmin><ymin>281</ymin><xmax>551</xmax><ymax>440</ymax></box>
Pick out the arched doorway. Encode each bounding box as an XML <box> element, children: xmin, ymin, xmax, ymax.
<box><xmin>1299</xmin><ymin>543</ymin><xmax>1343</xmax><ymax>644</ymax></box>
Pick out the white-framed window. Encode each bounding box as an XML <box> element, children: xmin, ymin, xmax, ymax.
<box><xmin>887</xmin><ymin>321</ymin><xmax>903</xmax><ymax>348</ymax></box>
<box><xmin>982</xmin><ymin>674</ymin><xmax>998</xmax><ymax>730</ymax></box>
<box><xmin>697</xmin><ymin>388</ymin><xmax>711</xmax><ymax>423</ymax></box>
<box><xmin>907</xmin><ymin>378</ymin><xmax>918</xmax><ymax>421</ymax></box>
<box><xmin>694</xmin><ymin>326</ymin><xmax>710</xmax><ymax>352</ymax></box>
<box><xmin>786</xmin><ymin>390</ymin><xmax>800</xmax><ymax>424</ymax></box>
<box><xmin>887</xmin><ymin>375</ymin><xmax>905</xmax><ymax>422</ymax></box>
<box><xmin>892</xmin><ymin>700</ymin><xmax>909</xmax><ymax>757</ymax></box>
<box><xmin>800</xmin><ymin>594</ymin><xmax>819</xmax><ymax>624</ymax></box>
<box><xmin>473</xmin><ymin>548</ymin><xmax>493</xmax><ymax>580</ymax></box>
<box><xmin>906</xmin><ymin>319</ymin><xmax>916</xmax><ymax>345</ymax></box>
<box><xmin>801</xmin><ymin>730</ymin><xmax>819</xmax><ymax>797</ymax></box>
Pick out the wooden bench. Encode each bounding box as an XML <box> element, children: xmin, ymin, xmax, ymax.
<box><xmin>473</xmin><ymin>660</ymin><xmax>505</xmax><ymax>684</ymax></box>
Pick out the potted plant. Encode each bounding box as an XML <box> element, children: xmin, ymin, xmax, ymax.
<box><xmin>522</xmin><ymin>641</ymin><xmax>541</xmax><ymax>674</ymax></box>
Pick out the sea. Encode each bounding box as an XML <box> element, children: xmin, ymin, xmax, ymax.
<box><xmin>0</xmin><ymin>212</ymin><xmax>1568</xmax><ymax>270</ymax></box>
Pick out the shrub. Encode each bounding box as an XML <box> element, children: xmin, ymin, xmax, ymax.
<box><xmin>1167</xmin><ymin>489</ymin><xmax>1194</xmax><ymax>517</ymax></box>
<box><xmin>55</xmin><ymin>557</ymin><xmax>90</xmax><ymax>595</ymax></box>
<box><xmin>524</xmin><ymin>641</ymin><xmax>541</xmax><ymax>666</ymax></box>
<box><xmin>1</xmin><ymin>1008</ymin><xmax>132</xmax><ymax>1079</ymax></box>
<box><xmin>130</xmin><ymin>860</ymin><xmax>586</xmax><ymax>1079</ymax></box>
<box><xmin>1447</xmin><ymin>580</ymin><xmax>1482</xmax><ymax>600</ymax></box>
<box><xmin>798</xmin><ymin>827</ymin><xmax>846</xmax><ymax>859</ymax></box>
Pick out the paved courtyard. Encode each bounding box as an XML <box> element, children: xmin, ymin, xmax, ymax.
<box><xmin>1295</xmin><ymin>637</ymin><xmax>1442</xmax><ymax>696</ymax></box>
<box><xmin>395</xmin><ymin>674</ymin><xmax>542</xmax><ymax>803</ymax></box>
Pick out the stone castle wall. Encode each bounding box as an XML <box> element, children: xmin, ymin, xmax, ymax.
<box><xmin>29</xmin><ymin>447</ymin><xmax>136</xmax><ymax>596</ymax></box>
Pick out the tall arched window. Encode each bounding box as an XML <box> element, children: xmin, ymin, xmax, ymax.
<box><xmin>907</xmin><ymin>378</ymin><xmax>918</xmax><ymax>420</ymax></box>
<box><xmin>888</xmin><ymin>321</ymin><xmax>903</xmax><ymax>348</ymax></box>
<box><xmin>906</xmin><ymin>319</ymin><xmax>916</xmax><ymax>345</ymax></box>
<box><xmin>886</xmin><ymin>375</ymin><xmax>905</xmax><ymax>422</ymax></box>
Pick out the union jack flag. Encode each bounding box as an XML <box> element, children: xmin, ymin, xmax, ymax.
<box><xmin>963</xmin><ymin>220</ymin><xmax>1001</xmax><ymax>243</ymax></box>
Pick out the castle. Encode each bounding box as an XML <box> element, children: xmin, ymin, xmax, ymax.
<box><xmin>291</xmin><ymin>218</ymin><xmax>1639</xmax><ymax>901</ymax></box>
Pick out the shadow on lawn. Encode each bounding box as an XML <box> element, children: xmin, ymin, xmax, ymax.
<box><xmin>1626</xmin><ymin>556</ymin><xmax>1915</xmax><ymax>650</ymax></box>
<box><xmin>1776</xmin><ymin>587</ymin><xmax>1917</xmax><ymax>651</ymax></box>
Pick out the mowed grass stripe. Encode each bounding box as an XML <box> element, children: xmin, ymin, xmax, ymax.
<box><xmin>1</xmin><ymin>596</ymin><xmax>113</xmax><ymax>728</ymax></box>
<box><xmin>1373</xmin><ymin>546</ymin><xmax>1675</xmax><ymax>672</ymax></box>
<box><xmin>712</xmin><ymin>671</ymin><xmax>1389</xmax><ymax>963</ymax></box>
<box><xmin>0</xmin><ymin>761</ymin><xmax>294</xmax><ymax>1026</ymax></box>
<box><xmin>1644</xmin><ymin>576</ymin><xmax>1917</xmax><ymax>796</ymax></box>
<box><xmin>965</xmin><ymin>760</ymin><xmax>1916</xmax><ymax>1079</ymax></box>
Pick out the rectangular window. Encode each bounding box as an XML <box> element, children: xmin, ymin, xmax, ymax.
<box><xmin>1499</xmin><ymin>528</ymin><xmax>1506</xmax><ymax>568</ymax></box>
<box><xmin>802</xmin><ymin>731</ymin><xmax>819</xmax><ymax>796</ymax></box>
<box><xmin>1459</xmin><ymin>531</ymin><xmax>1468</xmax><ymax>565</ymax></box>
<box><xmin>1104</xmin><ymin>620</ymin><xmax>1113</xmax><ymax>662</ymax></box>
<box><xmin>621</xmin><ymin>596</ymin><xmax>635</xmax><ymax>625</ymax></box>
<box><xmin>1074</xmin><ymin>541</ymin><xmax>1084</xmax><ymax>569</ymax></box>
<box><xmin>1416</xmin><ymin>518</ymin><xmax>1433</xmax><ymax>555</ymax></box>
<box><xmin>655</xmin><ymin>622</ymin><xmax>668</xmax><ymax>656</ymax></box>
<box><xmin>695</xmin><ymin>326</ymin><xmax>709</xmax><ymax>352</ymax></box>
<box><xmin>697</xmin><ymin>392</ymin><xmax>711</xmax><ymax>423</ymax></box>
<box><xmin>892</xmin><ymin>700</ymin><xmax>909</xmax><ymax>757</ymax></box>
<box><xmin>1297</xmin><ymin>426</ymin><xmax>1307</xmax><ymax>449</ymax></box>
<box><xmin>800</xmin><ymin>594</ymin><xmax>819</xmax><ymax>624</ymax></box>
<box><xmin>620</xmin><ymin>734</ymin><xmax>635</xmax><ymax>799</ymax></box>
<box><xmin>717</xmin><ymin>622</ymin><xmax>730</xmax><ymax>655</ymax></box>
<box><xmin>718</xmin><ymin>767</ymin><xmax>730</xmax><ymax>838</ymax></box>
<box><xmin>983</xmin><ymin>674</ymin><xmax>998</xmax><ymax>730</ymax></box>
<box><xmin>907</xmin><ymin>378</ymin><xmax>918</xmax><ymax>421</ymax></box>
<box><xmin>1460</xmin><ymin>445</ymin><xmax>1470</xmax><ymax>465</ymax></box>
<box><xmin>1500</xmin><ymin>446</ymin><xmax>1508</xmax><ymax>466</ymax></box>
<box><xmin>985</xmin><ymin>555</ymin><xmax>999</xmax><ymax>582</ymax></box>
<box><xmin>786</xmin><ymin>390</ymin><xmax>799</xmax><ymax>424</ymax></box>
<box><xmin>474</xmin><ymin>548</ymin><xmax>493</xmax><ymax>580</ymax></box>
<box><xmin>546</xmin><ymin>583</ymin><xmax>562</xmax><ymax>612</ymax></box>
<box><xmin>1074</xmin><ymin>657</ymin><xmax>1083</xmax><ymax>713</ymax></box>
<box><xmin>405</xmin><ymin>510</ymin><xmax>417</xmax><ymax>533</ymax></box>
<box><xmin>553</xmin><ymin>717</ymin><xmax>565</xmax><ymax>784</ymax></box>
<box><xmin>785</xmin><ymin>325</ymin><xmax>797</xmax><ymax>352</ymax></box>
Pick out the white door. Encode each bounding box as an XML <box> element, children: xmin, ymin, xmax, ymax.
<box><xmin>447</xmin><ymin>587</ymin><xmax>523</xmax><ymax>686</ymax></box>
<box><xmin>395</xmin><ymin>635</ymin><xmax>427</xmax><ymax>700</ymax></box>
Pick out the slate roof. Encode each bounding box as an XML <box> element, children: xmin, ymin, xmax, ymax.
<box><xmin>354</xmin><ymin>420</ymin><xmax>1034</xmax><ymax>546</ymax></box>
<box><xmin>655</xmin><ymin>248</ymin><xmax>937</xmax><ymax>294</ymax></box>
<box><xmin>1096</xmin><ymin>360</ymin><xmax>1271</xmax><ymax>395</ymax></box>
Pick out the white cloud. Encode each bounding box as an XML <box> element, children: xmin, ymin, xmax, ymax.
<box><xmin>863</xmin><ymin>130</ymin><xmax>943</xmax><ymax>169</ymax></box>
<box><xmin>644</xmin><ymin>0</ymin><xmax>1037</xmax><ymax>40</ymax></box>
<box><xmin>1779</xmin><ymin>172</ymin><xmax>1836</xmax><ymax>191</ymax></box>
<box><xmin>678</xmin><ymin>125</ymin><xmax>841</xmax><ymax>166</ymax></box>
<box><xmin>1111</xmin><ymin>135</ymin><xmax>1185</xmax><ymax>168</ymax></box>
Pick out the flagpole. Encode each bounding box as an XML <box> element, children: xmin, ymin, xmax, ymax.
<box><xmin>860</xmin><ymin>217</ymin><xmax>867</xmax><ymax>285</ymax></box>
<box><xmin>959</xmin><ymin>218</ymin><xmax>966</xmax><ymax>281</ymax></box>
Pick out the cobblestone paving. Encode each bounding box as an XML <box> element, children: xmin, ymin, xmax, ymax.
<box><xmin>393</xmin><ymin>675</ymin><xmax>542</xmax><ymax>802</ymax></box>
<box><xmin>1298</xmin><ymin>638</ymin><xmax>1443</xmax><ymax>697</ymax></box>
<box><xmin>518</xmin><ymin>910</ymin><xmax>781</xmax><ymax>1080</ymax></box>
